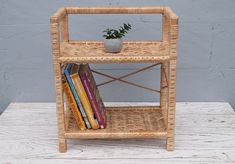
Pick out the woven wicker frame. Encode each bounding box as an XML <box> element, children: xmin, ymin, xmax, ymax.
<box><xmin>50</xmin><ymin>6</ymin><xmax>178</xmax><ymax>153</ymax></box>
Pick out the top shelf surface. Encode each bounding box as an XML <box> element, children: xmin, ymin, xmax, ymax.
<box><xmin>59</xmin><ymin>41</ymin><xmax>175</xmax><ymax>63</ymax></box>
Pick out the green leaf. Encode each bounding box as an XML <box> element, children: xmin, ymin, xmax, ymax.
<box><xmin>124</xmin><ymin>24</ymin><xmax>128</xmax><ymax>30</ymax></box>
<box><xmin>102</xmin><ymin>23</ymin><xmax>131</xmax><ymax>39</ymax></box>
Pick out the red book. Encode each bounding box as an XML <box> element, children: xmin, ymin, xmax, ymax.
<box><xmin>79</xmin><ymin>64</ymin><xmax>106</xmax><ymax>128</ymax></box>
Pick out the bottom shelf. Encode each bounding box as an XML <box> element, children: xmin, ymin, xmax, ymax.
<box><xmin>65</xmin><ymin>106</ymin><xmax>167</xmax><ymax>139</ymax></box>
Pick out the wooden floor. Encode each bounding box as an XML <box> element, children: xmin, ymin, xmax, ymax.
<box><xmin>0</xmin><ymin>102</ymin><xmax>234</xmax><ymax>164</ymax></box>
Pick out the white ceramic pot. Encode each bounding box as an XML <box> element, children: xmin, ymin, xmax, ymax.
<box><xmin>104</xmin><ymin>38</ymin><xmax>123</xmax><ymax>53</ymax></box>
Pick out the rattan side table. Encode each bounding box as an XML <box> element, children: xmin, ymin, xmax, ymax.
<box><xmin>50</xmin><ymin>6</ymin><xmax>178</xmax><ymax>153</ymax></box>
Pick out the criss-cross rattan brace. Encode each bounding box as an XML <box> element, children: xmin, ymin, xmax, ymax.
<box><xmin>91</xmin><ymin>67</ymin><xmax>161</xmax><ymax>93</ymax></box>
<box><xmin>96</xmin><ymin>63</ymin><xmax>161</xmax><ymax>86</ymax></box>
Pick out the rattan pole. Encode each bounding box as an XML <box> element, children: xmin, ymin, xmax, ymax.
<box><xmin>50</xmin><ymin>14</ymin><xmax>67</xmax><ymax>152</ymax></box>
<box><xmin>66</xmin><ymin>6</ymin><xmax>164</xmax><ymax>14</ymax></box>
<box><xmin>53</xmin><ymin>63</ymin><xmax>67</xmax><ymax>153</ymax></box>
<box><xmin>163</xmin><ymin>7</ymin><xmax>178</xmax><ymax>25</ymax></box>
<box><xmin>166</xmin><ymin>60</ymin><xmax>176</xmax><ymax>151</ymax></box>
<box><xmin>166</xmin><ymin>15</ymin><xmax>178</xmax><ymax>151</ymax></box>
<box><xmin>160</xmin><ymin>63</ymin><xmax>168</xmax><ymax>127</ymax></box>
<box><xmin>162</xmin><ymin>14</ymin><xmax>169</xmax><ymax>43</ymax></box>
<box><xmin>161</xmin><ymin>15</ymin><xmax>170</xmax><ymax>126</ymax></box>
<box><xmin>61</xmin><ymin>14</ymin><xmax>69</xmax><ymax>42</ymax></box>
<box><xmin>51</xmin><ymin>8</ymin><xmax>67</xmax><ymax>21</ymax></box>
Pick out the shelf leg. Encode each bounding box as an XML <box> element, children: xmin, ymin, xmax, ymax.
<box><xmin>54</xmin><ymin>63</ymin><xmax>67</xmax><ymax>153</ymax></box>
<box><xmin>160</xmin><ymin>62</ymin><xmax>168</xmax><ymax>127</ymax></box>
<box><xmin>59</xmin><ymin>139</ymin><xmax>67</xmax><ymax>153</ymax></box>
<box><xmin>166</xmin><ymin>60</ymin><xmax>176</xmax><ymax>151</ymax></box>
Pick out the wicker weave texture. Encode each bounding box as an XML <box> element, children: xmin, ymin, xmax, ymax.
<box><xmin>60</xmin><ymin>41</ymin><xmax>172</xmax><ymax>63</ymax></box>
<box><xmin>50</xmin><ymin>6</ymin><xmax>178</xmax><ymax>153</ymax></box>
<box><xmin>66</xmin><ymin>106</ymin><xmax>166</xmax><ymax>139</ymax></box>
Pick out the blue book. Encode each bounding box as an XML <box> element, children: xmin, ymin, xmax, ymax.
<box><xmin>64</xmin><ymin>64</ymin><xmax>91</xmax><ymax>129</ymax></box>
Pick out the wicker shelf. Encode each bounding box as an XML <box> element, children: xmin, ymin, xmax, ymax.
<box><xmin>65</xmin><ymin>106</ymin><xmax>167</xmax><ymax>139</ymax></box>
<box><xmin>60</xmin><ymin>41</ymin><xmax>173</xmax><ymax>63</ymax></box>
<box><xmin>50</xmin><ymin>6</ymin><xmax>178</xmax><ymax>153</ymax></box>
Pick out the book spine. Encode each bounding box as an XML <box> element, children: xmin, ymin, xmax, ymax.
<box><xmin>86</xmin><ymin>65</ymin><xmax>106</xmax><ymax>126</ymax></box>
<box><xmin>64</xmin><ymin>66</ymin><xmax>91</xmax><ymax>129</ymax></box>
<box><xmin>80</xmin><ymin>73</ymin><xmax>106</xmax><ymax>128</ymax></box>
<box><xmin>71</xmin><ymin>74</ymin><xmax>99</xmax><ymax>130</ymax></box>
<box><xmin>63</xmin><ymin>81</ymin><xmax>86</xmax><ymax>130</ymax></box>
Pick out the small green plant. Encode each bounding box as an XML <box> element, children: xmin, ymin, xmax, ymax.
<box><xmin>103</xmin><ymin>23</ymin><xmax>132</xmax><ymax>39</ymax></box>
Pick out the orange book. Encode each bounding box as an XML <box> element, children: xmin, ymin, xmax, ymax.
<box><xmin>63</xmin><ymin>78</ymin><xmax>86</xmax><ymax>130</ymax></box>
<box><xmin>70</xmin><ymin>64</ymin><xmax>99</xmax><ymax>130</ymax></box>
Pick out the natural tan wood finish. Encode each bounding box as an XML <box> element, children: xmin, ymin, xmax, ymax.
<box><xmin>61</xmin><ymin>15</ymin><xmax>69</xmax><ymax>42</ymax></box>
<box><xmin>66</xmin><ymin>106</ymin><xmax>166</xmax><ymax>139</ymax></box>
<box><xmin>60</xmin><ymin>41</ymin><xmax>172</xmax><ymax>63</ymax></box>
<box><xmin>50</xmin><ymin>6</ymin><xmax>179</xmax><ymax>153</ymax></box>
<box><xmin>160</xmin><ymin>62</ymin><xmax>168</xmax><ymax>127</ymax></box>
<box><xmin>66</xmin><ymin>6</ymin><xmax>164</xmax><ymax>14</ymax></box>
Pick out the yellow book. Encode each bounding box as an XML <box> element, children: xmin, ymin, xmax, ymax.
<box><xmin>71</xmin><ymin>64</ymin><xmax>99</xmax><ymax>129</ymax></box>
<box><xmin>63</xmin><ymin>78</ymin><xmax>86</xmax><ymax>131</ymax></box>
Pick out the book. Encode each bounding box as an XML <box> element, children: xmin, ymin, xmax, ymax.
<box><xmin>62</xmin><ymin>78</ymin><xmax>86</xmax><ymax>130</ymax></box>
<box><xmin>79</xmin><ymin>64</ymin><xmax>106</xmax><ymax>128</ymax></box>
<box><xmin>64</xmin><ymin>64</ymin><xmax>91</xmax><ymax>129</ymax></box>
<box><xmin>70</xmin><ymin>64</ymin><xmax>99</xmax><ymax>130</ymax></box>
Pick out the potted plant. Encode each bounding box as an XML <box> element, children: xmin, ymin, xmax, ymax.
<box><xmin>102</xmin><ymin>23</ymin><xmax>132</xmax><ymax>53</ymax></box>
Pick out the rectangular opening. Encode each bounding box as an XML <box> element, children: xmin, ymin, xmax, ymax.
<box><xmin>62</xmin><ymin>63</ymin><xmax>166</xmax><ymax>137</ymax></box>
<box><xmin>68</xmin><ymin>14</ymin><xmax>162</xmax><ymax>41</ymax></box>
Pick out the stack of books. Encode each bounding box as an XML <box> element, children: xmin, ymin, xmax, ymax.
<box><xmin>62</xmin><ymin>63</ymin><xmax>106</xmax><ymax>130</ymax></box>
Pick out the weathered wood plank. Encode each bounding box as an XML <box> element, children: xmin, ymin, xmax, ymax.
<box><xmin>1</xmin><ymin>111</ymin><xmax>234</xmax><ymax>129</ymax></box>
<box><xmin>5</xmin><ymin>102</ymin><xmax>234</xmax><ymax>114</ymax></box>
<box><xmin>0</xmin><ymin>140</ymin><xmax>234</xmax><ymax>163</ymax></box>
<box><xmin>0</xmin><ymin>102</ymin><xmax>234</xmax><ymax>163</ymax></box>
<box><xmin>0</xmin><ymin>159</ymin><xmax>232</xmax><ymax>164</ymax></box>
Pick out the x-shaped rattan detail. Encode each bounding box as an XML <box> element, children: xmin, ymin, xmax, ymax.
<box><xmin>91</xmin><ymin>63</ymin><xmax>168</xmax><ymax>93</ymax></box>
